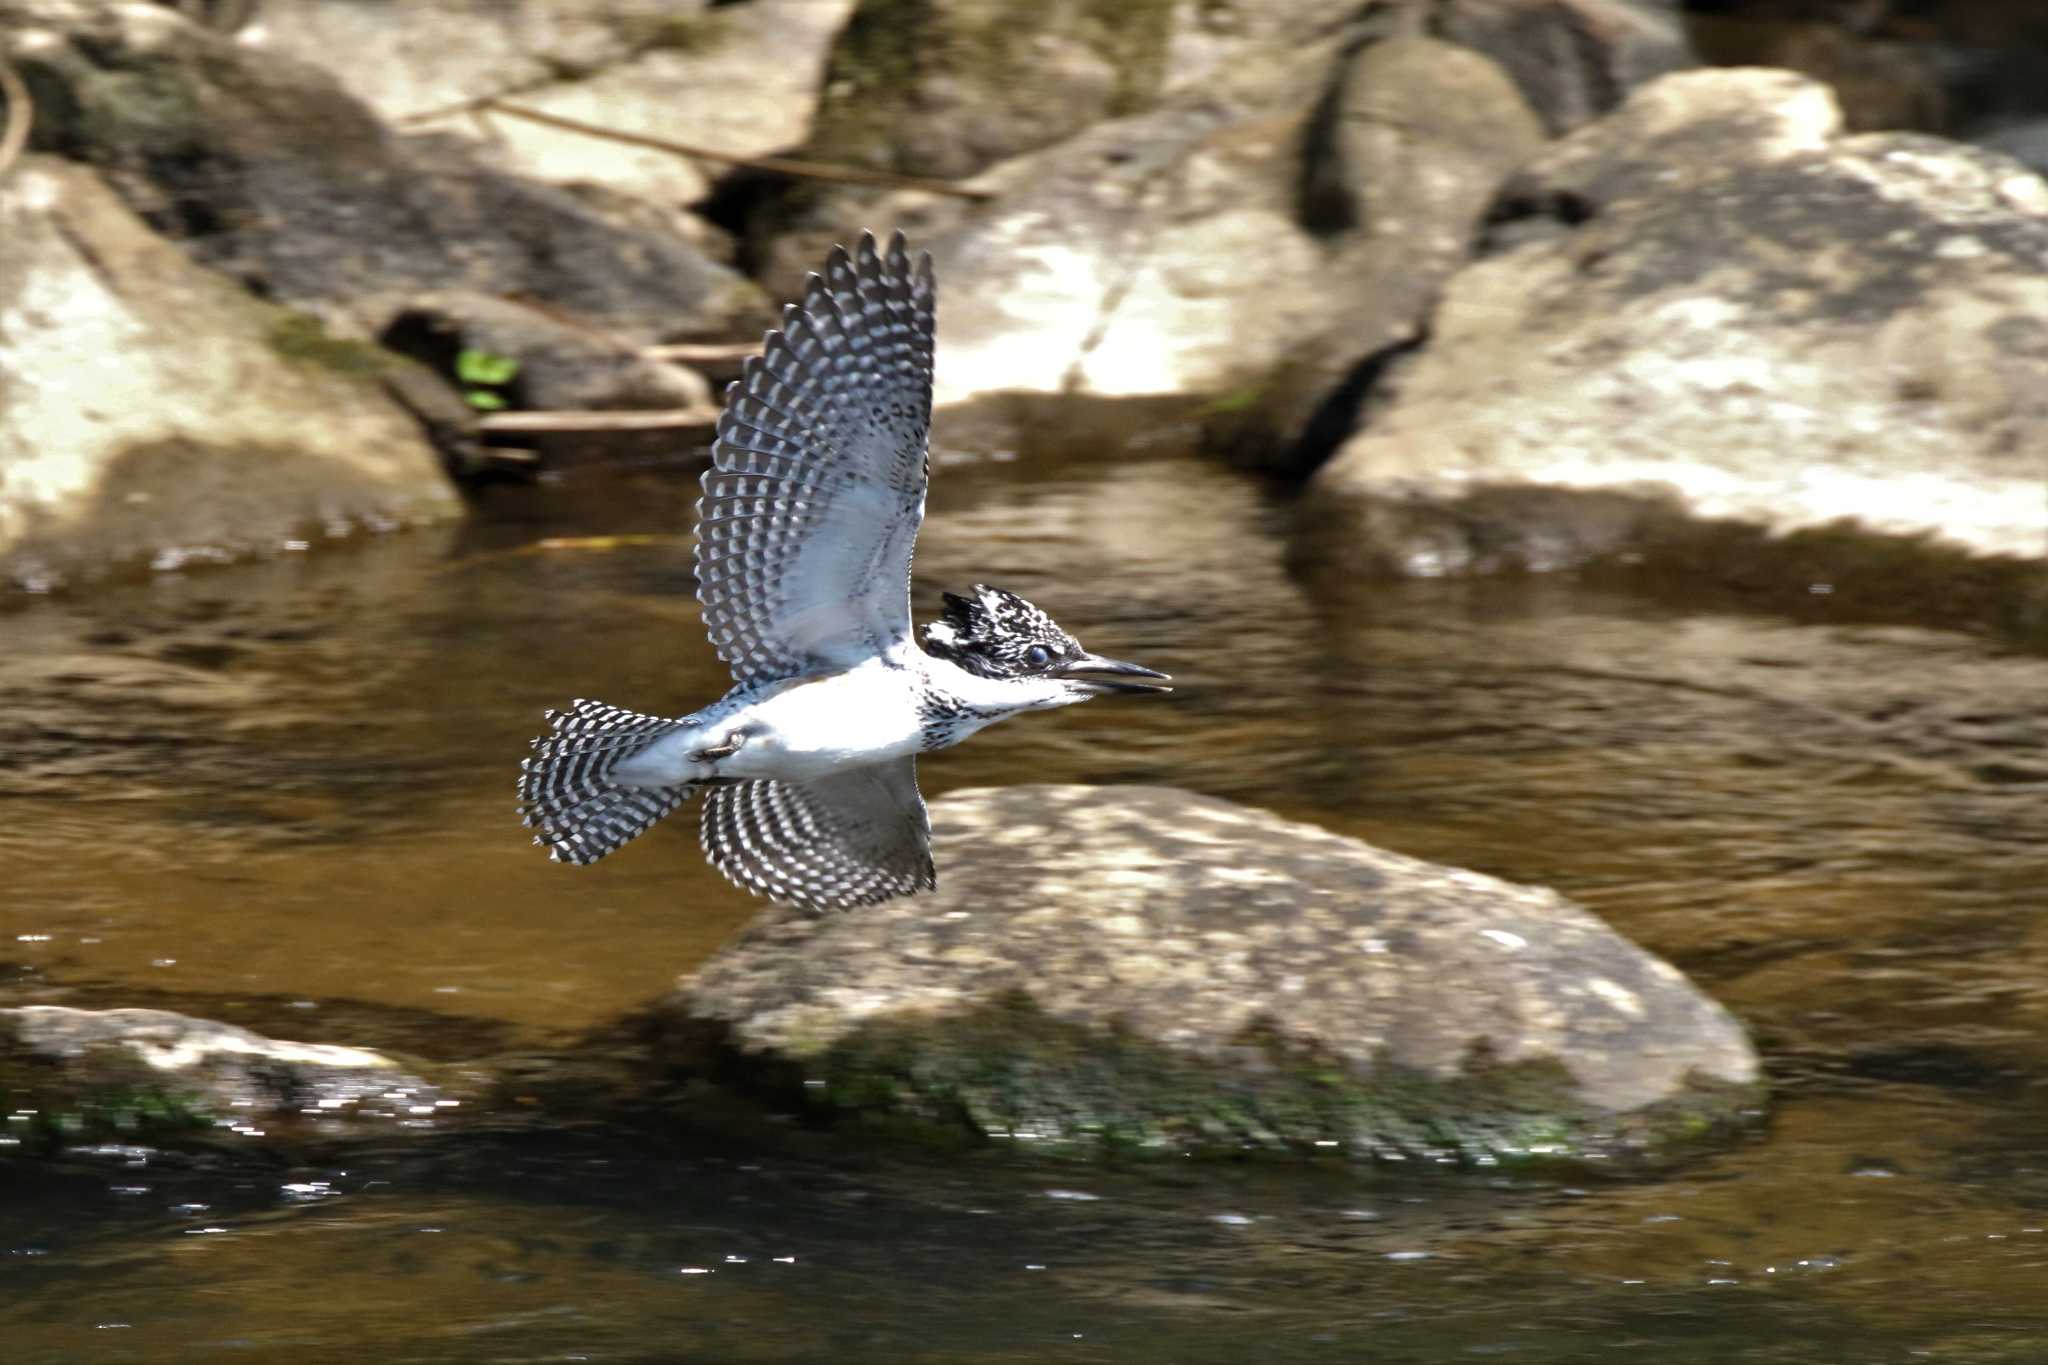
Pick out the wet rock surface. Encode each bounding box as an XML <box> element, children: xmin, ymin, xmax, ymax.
<box><xmin>673</xmin><ymin>785</ymin><xmax>1761</xmax><ymax>1165</ymax></box>
<box><xmin>1313</xmin><ymin>67</ymin><xmax>2048</xmax><ymax>566</ymax></box>
<box><xmin>0</xmin><ymin>1005</ymin><xmax>460</xmax><ymax>1149</ymax></box>
<box><xmin>0</xmin><ymin>155</ymin><xmax>460</xmax><ymax>589</ymax></box>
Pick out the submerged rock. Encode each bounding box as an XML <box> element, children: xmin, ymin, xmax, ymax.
<box><xmin>672</xmin><ymin>786</ymin><xmax>1761</xmax><ymax>1167</ymax></box>
<box><xmin>0</xmin><ymin>1005</ymin><xmax>458</xmax><ymax>1151</ymax></box>
<box><xmin>1312</xmin><ymin>68</ymin><xmax>2048</xmax><ymax>568</ymax></box>
<box><xmin>0</xmin><ymin>156</ymin><xmax>460</xmax><ymax>589</ymax></box>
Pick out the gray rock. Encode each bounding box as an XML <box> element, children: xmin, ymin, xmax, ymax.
<box><xmin>857</xmin><ymin>35</ymin><xmax>1543</xmax><ymax>475</ymax></box>
<box><xmin>746</xmin><ymin>1</ymin><xmax>1687</xmax><ymax>469</ymax></box>
<box><xmin>1432</xmin><ymin>0</ymin><xmax>1694</xmax><ymax>135</ymax></box>
<box><xmin>0</xmin><ymin>1005</ymin><xmax>457</xmax><ymax>1148</ymax></box>
<box><xmin>1202</xmin><ymin>34</ymin><xmax>1549</xmax><ymax>473</ymax></box>
<box><xmin>242</xmin><ymin>0</ymin><xmax>703</xmax><ymax>120</ymax></box>
<box><xmin>255</xmin><ymin>0</ymin><xmax>855</xmax><ymax>219</ymax></box>
<box><xmin>674</xmin><ymin>785</ymin><xmax>1761</xmax><ymax>1165</ymax></box>
<box><xmin>0</xmin><ymin>156</ymin><xmax>460</xmax><ymax>589</ymax></box>
<box><xmin>744</xmin><ymin>0</ymin><xmax>1376</xmax><ymax>299</ymax></box>
<box><xmin>1312</xmin><ymin>68</ymin><xmax>2048</xmax><ymax>568</ymax></box>
<box><xmin>808</xmin><ymin>0</ymin><xmax>1181</xmax><ymax>184</ymax></box>
<box><xmin>7</xmin><ymin>1</ymin><xmax>769</xmax><ymax>344</ymax></box>
<box><xmin>1973</xmin><ymin>118</ymin><xmax>2048</xmax><ymax>180</ymax></box>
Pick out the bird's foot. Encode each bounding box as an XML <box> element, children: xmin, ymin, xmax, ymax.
<box><xmin>689</xmin><ymin>731</ymin><xmax>746</xmax><ymax>763</ymax></box>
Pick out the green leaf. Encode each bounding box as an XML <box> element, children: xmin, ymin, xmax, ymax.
<box><xmin>464</xmin><ymin>388</ymin><xmax>508</xmax><ymax>411</ymax></box>
<box><xmin>456</xmin><ymin>348</ymin><xmax>520</xmax><ymax>386</ymax></box>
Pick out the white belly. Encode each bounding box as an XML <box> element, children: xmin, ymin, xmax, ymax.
<box><xmin>723</xmin><ymin>661</ymin><xmax>925</xmax><ymax>780</ymax></box>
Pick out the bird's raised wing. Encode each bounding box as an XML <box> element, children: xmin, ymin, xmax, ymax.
<box><xmin>698</xmin><ymin>757</ymin><xmax>935</xmax><ymax>912</ymax></box>
<box><xmin>695</xmin><ymin>231</ymin><xmax>935</xmax><ymax>684</ymax></box>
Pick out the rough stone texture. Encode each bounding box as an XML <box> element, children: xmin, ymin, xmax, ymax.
<box><xmin>853</xmin><ymin>33</ymin><xmax>1544</xmax><ymax>476</ymax></box>
<box><xmin>241</xmin><ymin>0</ymin><xmax>705</xmax><ymax>119</ymax></box>
<box><xmin>6</xmin><ymin>1</ymin><xmax>770</xmax><ymax>346</ymax></box>
<box><xmin>0</xmin><ymin>156</ymin><xmax>461</xmax><ymax>589</ymax></box>
<box><xmin>748</xmin><ymin>0</ymin><xmax>1684</xmax><ymax>434</ymax></box>
<box><xmin>1313</xmin><ymin>68</ymin><xmax>2048</xmax><ymax>566</ymax></box>
<box><xmin>1433</xmin><ymin>0</ymin><xmax>1693</xmax><ymax>134</ymax></box>
<box><xmin>0</xmin><ymin>1006</ymin><xmax>455</xmax><ymax>1147</ymax></box>
<box><xmin>675</xmin><ymin>786</ymin><xmax>1760</xmax><ymax>1163</ymax></box>
<box><xmin>251</xmin><ymin>0</ymin><xmax>856</xmax><ymax>220</ymax></box>
<box><xmin>1204</xmin><ymin>34</ymin><xmax>1550</xmax><ymax>472</ymax></box>
<box><xmin>742</xmin><ymin>0</ymin><xmax>1195</xmax><ymax>299</ymax></box>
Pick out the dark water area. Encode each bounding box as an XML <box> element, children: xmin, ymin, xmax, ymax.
<box><xmin>3</xmin><ymin>444</ymin><xmax>2047</xmax><ymax>1362</ymax></box>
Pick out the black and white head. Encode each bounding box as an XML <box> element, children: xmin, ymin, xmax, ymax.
<box><xmin>920</xmin><ymin>584</ymin><xmax>1170</xmax><ymax>708</ymax></box>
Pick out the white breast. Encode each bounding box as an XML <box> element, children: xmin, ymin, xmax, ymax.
<box><xmin>723</xmin><ymin>658</ymin><xmax>927</xmax><ymax>780</ymax></box>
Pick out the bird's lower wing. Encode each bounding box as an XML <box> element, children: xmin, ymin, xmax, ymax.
<box><xmin>698</xmin><ymin>756</ymin><xmax>934</xmax><ymax>912</ymax></box>
<box><xmin>696</xmin><ymin>231</ymin><xmax>935</xmax><ymax>684</ymax></box>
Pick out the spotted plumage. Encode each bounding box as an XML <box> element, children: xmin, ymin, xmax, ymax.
<box><xmin>517</xmin><ymin>231</ymin><xmax>1170</xmax><ymax>913</ymax></box>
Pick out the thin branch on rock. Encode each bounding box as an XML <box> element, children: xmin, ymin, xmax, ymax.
<box><xmin>640</xmin><ymin>341</ymin><xmax>762</xmax><ymax>363</ymax></box>
<box><xmin>402</xmin><ymin>95</ymin><xmax>992</xmax><ymax>202</ymax></box>
<box><xmin>0</xmin><ymin>56</ymin><xmax>33</xmax><ymax>183</ymax></box>
<box><xmin>476</xmin><ymin>407</ymin><xmax>721</xmax><ymax>434</ymax></box>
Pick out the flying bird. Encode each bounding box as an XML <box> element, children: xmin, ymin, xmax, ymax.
<box><xmin>517</xmin><ymin>231</ymin><xmax>1170</xmax><ymax>911</ymax></box>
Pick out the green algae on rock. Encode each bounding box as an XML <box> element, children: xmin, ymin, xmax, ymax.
<box><xmin>671</xmin><ymin>785</ymin><xmax>1764</xmax><ymax>1169</ymax></box>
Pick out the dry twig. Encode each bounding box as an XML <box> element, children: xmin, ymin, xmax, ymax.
<box><xmin>476</xmin><ymin>407</ymin><xmax>720</xmax><ymax>434</ymax></box>
<box><xmin>639</xmin><ymin>341</ymin><xmax>762</xmax><ymax>363</ymax></box>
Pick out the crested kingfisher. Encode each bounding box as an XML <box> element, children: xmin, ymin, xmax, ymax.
<box><xmin>516</xmin><ymin>231</ymin><xmax>1171</xmax><ymax>912</ymax></box>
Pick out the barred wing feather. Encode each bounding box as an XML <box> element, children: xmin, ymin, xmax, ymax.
<box><xmin>696</xmin><ymin>230</ymin><xmax>935</xmax><ymax>684</ymax></box>
<box><xmin>699</xmin><ymin>757</ymin><xmax>935</xmax><ymax>912</ymax></box>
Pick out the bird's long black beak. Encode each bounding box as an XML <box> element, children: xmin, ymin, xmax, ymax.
<box><xmin>1056</xmin><ymin>653</ymin><xmax>1173</xmax><ymax>695</ymax></box>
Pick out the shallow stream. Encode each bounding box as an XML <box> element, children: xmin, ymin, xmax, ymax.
<box><xmin>3</xmin><ymin>445</ymin><xmax>2046</xmax><ymax>1362</ymax></box>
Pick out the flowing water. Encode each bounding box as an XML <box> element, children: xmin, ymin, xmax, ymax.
<box><xmin>2</xmin><ymin>443</ymin><xmax>2047</xmax><ymax>1362</ymax></box>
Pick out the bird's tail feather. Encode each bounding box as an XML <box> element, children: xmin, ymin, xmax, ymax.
<box><xmin>518</xmin><ymin>699</ymin><xmax>695</xmax><ymax>865</ymax></box>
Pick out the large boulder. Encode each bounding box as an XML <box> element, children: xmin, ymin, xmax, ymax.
<box><xmin>860</xmin><ymin>32</ymin><xmax>1544</xmax><ymax>473</ymax></box>
<box><xmin>845</xmin><ymin>5</ymin><xmax>1686</xmax><ymax>470</ymax></box>
<box><xmin>6</xmin><ymin>1</ymin><xmax>770</xmax><ymax>358</ymax></box>
<box><xmin>671</xmin><ymin>786</ymin><xmax>1761</xmax><ymax>1166</ymax></box>
<box><xmin>0</xmin><ymin>156</ymin><xmax>461</xmax><ymax>589</ymax></box>
<box><xmin>746</xmin><ymin>0</ymin><xmax>1687</xmax><ymax>295</ymax></box>
<box><xmin>1309</xmin><ymin>68</ymin><xmax>2048</xmax><ymax>569</ymax></box>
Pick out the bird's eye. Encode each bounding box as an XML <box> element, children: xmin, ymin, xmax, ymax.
<box><xmin>1023</xmin><ymin>644</ymin><xmax>1055</xmax><ymax>669</ymax></box>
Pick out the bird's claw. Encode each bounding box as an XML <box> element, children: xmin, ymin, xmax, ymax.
<box><xmin>690</xmin><ymin>732</ymin><xmax>746</xmax><ymax>763</ymax></box>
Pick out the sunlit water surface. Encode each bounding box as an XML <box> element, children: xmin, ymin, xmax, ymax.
<box><xmin>3</xmin><ymin>447</ymin><xmax>2046</xmax><ymax>1362</ymax></box>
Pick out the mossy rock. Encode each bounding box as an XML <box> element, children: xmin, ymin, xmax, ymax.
<box><xmin>0</xmin><ymin>1055</ymin><xmax>216</xmax><ymax>1157</ymax></box>
<box><xmin>749</xmin><ymin>990</ymin><xmax>1760</xmax><ymax>1168</ymax></box>
<box><xmin>673</xmin><ymin>786</ymin><xmax>1766</xmax><ymax>1172</ymax></box>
